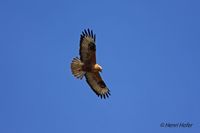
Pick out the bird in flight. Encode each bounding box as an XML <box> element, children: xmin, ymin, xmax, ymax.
<box><xmin>71</xmin><ymin>29</ymin><xmax>110</xmax><ymax>99</ymax></box>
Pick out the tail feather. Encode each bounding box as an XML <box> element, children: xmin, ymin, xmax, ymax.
<box><xmin>71</xmin><ymin>57</ymin><xmax>85</xmax><ymax>79</ymax></box>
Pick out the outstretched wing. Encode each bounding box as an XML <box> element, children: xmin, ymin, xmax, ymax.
<box><xmin>79</xmin><ymin>29</ymin><xmax>96</xmax><ymax>65</ymax></box>
<box><xmin>85</xmin><ymin>72</ymin><xmax>110</xmax><ymax>99</ymax></box>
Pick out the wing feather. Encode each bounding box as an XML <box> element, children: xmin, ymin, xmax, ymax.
<box><xmin>85</xmin><ymin>72</ymin><xmax>110</xmax><ymax>99</ymax></box>
<box><xmin>79</xmin><ymin>29</ymin><xmax>96</xmax><ymax>65</ymax></box>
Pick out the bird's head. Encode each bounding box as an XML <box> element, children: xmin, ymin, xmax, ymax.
<box><xmin>94</xmin><ymin>64</ymin><xmax>102</xmax><ymax>72</ymax></box>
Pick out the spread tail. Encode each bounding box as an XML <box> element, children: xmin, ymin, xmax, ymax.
<box><xmin>71</xmin><ymin>57</ymin><xmax>85</xmax><ymax>79</ymax></box>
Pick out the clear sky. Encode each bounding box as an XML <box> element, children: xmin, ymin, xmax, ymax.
<box><xmin>0</xmin><ymin>0</ymin><xmax>200</xmax><ymax>133</ymax></box>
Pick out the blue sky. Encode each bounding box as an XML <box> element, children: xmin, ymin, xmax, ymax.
<box><xmin>0</xmin><ymin>0</ymin><xmax>200</xmax><ymax>133</ymax></box>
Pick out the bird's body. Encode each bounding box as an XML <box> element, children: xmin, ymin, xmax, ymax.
<box><xmin>81</xmin><ymin>62</ymin><xmax>102</xmax><ymax>72</ymax></box>
<box><xmin>71</xmin><ymin>29</ymin><xmax>110</xmax><ymax>99</ymax></box>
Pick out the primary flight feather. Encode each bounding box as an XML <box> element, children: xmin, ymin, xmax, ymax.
<box><xmin>71</xmin><ymin>29</ymin><xmax>110</xmax><ymax>99</ymax></box>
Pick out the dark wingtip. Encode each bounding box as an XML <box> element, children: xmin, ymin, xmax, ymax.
<box><xmin>91</xmin><ymin>30</ymin><xmax>93</xmax><ymax>38</ymax></box>
<box><xmin>81</xmin><ymin>29</ymin><xmax>95</xmax><ymax>41</ymax></box>
<box><xmin>99</xmin><ymin>90</ymin><xmax>111</xmax><ymax>99</ymax></box>
<box><xmin>82</xmin><ymin>32</ymin><xmax>85</xmax><ymax>36</ymax></box>
<box><xmin>108</xmin><ymin>90</ymin><xmax>111</xmax><ymax>96</ymax></box>
<box><xmin>84</xmin><ymin>29</ymin><xmax>87</xmax><ymax>36</ymax></box>
<box><xmin>87</xmin><ymin>28</ymin><xmax>91</xmax><ymax>36</ymax></box>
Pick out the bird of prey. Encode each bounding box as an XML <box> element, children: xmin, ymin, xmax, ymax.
<box><xmin>71</xmin><ymin>29</ymin><xmax>110</xmax><ymax>99</ymax></box>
